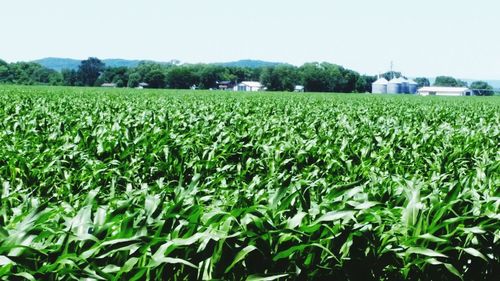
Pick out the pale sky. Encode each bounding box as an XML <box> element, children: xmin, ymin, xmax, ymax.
<box><xmin>1</xmin><ymin>0</ymin><xmax>499</xmax><ymax>79</ymax></box>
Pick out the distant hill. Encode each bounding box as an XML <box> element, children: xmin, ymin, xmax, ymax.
<box><xmin>34</xmin><ymin>58</ymin><xmax>81</xmax><ymax>71</ymax></box>
<box><xmin>34</xmin><ymin>58</ymin><xmax>144</xmax><ymax>71</ymax></box>
<box><xmin>34</xmin><ymin>58</ymin><xmax>288</xmax><ymax>71</ymax></box>
<box><xmin>216</xmin><ymin>59</ymin><xmax>288</xmax><ymax>68</ymax></box>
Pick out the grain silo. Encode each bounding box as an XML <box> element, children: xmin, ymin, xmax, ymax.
<box><xmin>371</xmin><ymin>77</ymin><xmax>389</xmax><ymax>93</ymax></box>
<box><xmin>387</xmin><ymin>77</ymin><xmax>402</xmax><ymax>94</ymax></box>
<box><xmin>407</xmin><ymin>79</ymin><xmax>418</xmax><ymax>94</ymax></box>
<box><xmin>398</xmin><ymin>77</ymin><xmax>409</xmax><ymax>94</ymax></box>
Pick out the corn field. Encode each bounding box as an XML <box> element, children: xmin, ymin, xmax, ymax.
<box><xmin>0</xmin><ymin>86</ymin><xmax>499</xmax><ymax>280</ymax></box>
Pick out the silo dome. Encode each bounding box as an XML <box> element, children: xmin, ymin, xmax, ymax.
<box><xmin>407</xmin><ymin>79</ymin><xmax>418</xmax><ymax>94</ymax></box>
<box><xmin>371</xmin><ymin>77</ymin><xmax>388</xmax><ymax>94</ymax></box>
<box><xmin>387</xmin><ymin>77</ymin><xmax>402</xmax><ymax>94</ymax></box>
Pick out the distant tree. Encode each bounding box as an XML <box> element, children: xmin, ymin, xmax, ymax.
<box><xmin>434</xmin><ymin>76</ymin><xmax>467</xmax><ymax>87</ymax></box>
<box><xmin>260</xmin><ymin>65</ymin><xmax>299</xmax><ymax>91</ymax></box>
<box><xmin>145</xmin><ymin>70</ymin><xmax>166</xmax><ymax>88</ymax></box>
<box><xmin>127</xmin><ymin>73</ymin><xmax>141</xmax><ymax>88</ymax></box>
<box><xmin>298</xmin><ymin>62</ymin><xmax>362</xmax><ymax>93</ymax></box>
<box><xmin>78</xmin><ymin>57</ymin><xmax>105</xmax><ymax>86</ymax></box>
<box><xmin>470</xmin><ymin>81</ymin><xmax>494</xmax><ymax>96</ymax></box>
<box><xmin>62</xmin><ymin>69</ymin><xmax>80</xmax><ymax>86</ymax></box>
<box><xmin>356</xmin><ymin>75</ymin><xmax>376</xmax><ymax>93</ymax></box>
<box><xmin>48</xmin><ymin>71</ymin><xmax>63</xmax><ymax>85</ymax></box>
<box><xmin>338</xmin><ymin>68</ymin><xmax>360</xmax><ymax>93</ymax></box>
<box><xmin>0</xmin><ymin>60</ymin><xmax>9</xmax><ymax>83</ymax></box>
<box><xmin>7</xmin><ymin>62</ymin><xmax>49</xmax><ymax>85</ymax></box>
<box><xmin>299</xmin><ymin>63</ymin><xmax>333</xmax><ymax>92</ymax></box>
<box><xmin>227</xmin><ymin>67</ymin><xmax>255</xmax><ymax>83</ymax></box>
<box><xmin>166</xmin><ymin>67</ymin><xmax>198</xmax><ymax>89</ymax></box>
<box><xmin>97</xmin><ymin>67</ymin><xmax>129</xmax><ymax>87</ymax></box>
<box><xmin>382</xmin><ymin>71</ymin><xmax>402</xmax><ymax>81</ymax></box>
<box><xmin>415</xmin><ymin>77</ymin><xmax>430</xmax><ymax>88</ymax></box>
<box><xmin>197</xmin><ymin>65</ymin><xmax>231</xmax><ymax>89</ymax></box>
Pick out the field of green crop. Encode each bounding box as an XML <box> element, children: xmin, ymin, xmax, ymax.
<box><xmin>0</xmin><ymin>86</ymin><xmax>499</xmax><ymax>280</ymax></box>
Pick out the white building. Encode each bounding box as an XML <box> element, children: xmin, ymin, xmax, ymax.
<box><xmin>418</xmin><ymin>87</ymin><xmax>473</xmax><ymax>96</ymax></box>
<box><xmin>294</xmin><ymin>85</ymin><xmax>305</xmax><ymax>92</ymax></box>
<box><xmin>234</xmin><ymin>81</ymin><xmax>263</xmax><ymax>92</ymax></box>
<box><xmin>101</xmin><ymin>83</ymin><xmax>117</xmax><ymax>88</ymax></box>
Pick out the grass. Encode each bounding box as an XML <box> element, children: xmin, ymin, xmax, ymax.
<box><xmin>0</xmin><ymin>85</ymin><xmax>499</xmax><ymax>280</ymax></box>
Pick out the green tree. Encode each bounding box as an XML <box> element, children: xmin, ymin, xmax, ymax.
<box><xmin>0</xmin><ymin>60</ymin><xmax>10</xmax><ymax>83</ymax></box>
<box><xmin>470</xmin><ymin>81</ymin><xmax>494</xmax><ymax>96</ymax></box>
<box><xmin>415</xmin><ymin>77</ymin><xmax>430</xmax><ymax>88</ymax></box>
<box><xmin>7</xmin><ymin>62</ymin><xmax>48</xmax><ymax>85</ymax></box>
<box><xmin>62</xmin><ymin>69</ymin><xmax>80</xmax><ymax>86</ymax></box>
<box><xmin>127</xmin><ymin>73</ymin><xmax>141</xmax><ymax>88</ymax></box>
<box><xmin>260</xmin><ymin>65</ymin><xmax>299</xmax><ymax>91</ymax></box>
<box><xmin>145</xmin><ymin>70</ymin><xmax>166</xmax><ymax>88</ymax></box>
<box><xmin>382</xmin><ymin>71</ymin><xmax>402</xmax><ymax>81</ymax></box>
<box><xmin>197</xmin><ymin>65</ymin><xmax>231</xmax><ymax>89</ymax></box>
<box><xmin>299</xmin><ymin>63</ymin><xmax>333</xmax><ymax>92</ymax></box>
<box><xmin>97</xmin><ymin>67</ymin><xmax>129</xmax><ymax>87</ymax></box>
<box><xmin>166</xmin><ymin>67</ymin><xmax>198</xmax><ymax>89</ymax></box>
<box><xmin>434</xmin><ymin>76</ymin><xmax>467</xmax><ymax>87</ymax></box>
<box><xmin>78</xmin><ymin>57</ymin><xmax>105</xmax><ymax>86</ymax></box>
<box><xmin>356</xmin><ymin>75</ymin><xmax>376</xmax><ymax>93</ymax></box>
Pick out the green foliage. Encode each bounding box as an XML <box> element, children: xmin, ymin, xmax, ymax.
<box><xmin>78</xmin><ymin>57</ymin><xmax>105</xmax><ymax>86</ymax></box>
<box><xmin>382</xmin><ymin>71</ymin><xmax>402</xmax><ymax>80</ymax></box>
<box><xmin>299</xmin><ymin>62</ymin><xmax>362</xmax><ymax>93</ymax></box>
<box><xmin>0</xmin><ymin>86</ymin><xmax>498</xmax><ymax>280</ymax></box>
<box><xmin>434</xmin><ymin>76</ymin><xmax>468</xmax><ymax>87</ymax></box>
<box><xmin>127</xmin><ymin>73</ymin><xmax>141</xmax><ymax>88</ymax></box>
<box><xmin>97</xmin><ymin>67</ymin><xmax>129</xmax><ymax>88</ymax></box>
<box><xmin>166</xmin><ymin>66</ymin><xmax>198</xmax><ymax>89</ymax></box>
<box><xmin>260</xmin><ymin>65</ymin><xmax>299</xmax><ymax>91</ymax></box>
<box><xmin>415</xmin><ymin>77</ymin><xmax>431</xmax><ymax>88</ymax></box>
<box><xmin>470</xmin><ymin>81</ymin><xmax>494</xmax><ymax>96</ymax></box>
<box><xmin>61</xmin><ymin>69</ymin><xmax>80</xmax><ymax>86</ymax></box>
<box><xmin>145</xmin><ymin>70</ymin><xmax>167</xmax><ymax>89</ymax></box>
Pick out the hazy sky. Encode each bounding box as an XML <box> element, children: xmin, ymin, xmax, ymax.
<box><xmin>1</xmin><ymin>0</ymin><xmax>498</xmax><ymax>79</ymax></box>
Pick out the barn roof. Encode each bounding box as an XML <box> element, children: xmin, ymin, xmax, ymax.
<box><xmin>418</xmin><ymin>86</ymin><xmax>470</xmax><ymax>92</ymax></box>
<box><xmin>240</xmin><ymin>81</ymin><xmax>262</xmax><ymax>87</ymax></box>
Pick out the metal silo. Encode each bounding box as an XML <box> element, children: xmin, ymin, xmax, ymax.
<box><xmin>398</xmin><ymin>77</ymin><xmax>409</xmax><ymax>94</ymax></box>
<box><xmin>407</xmin><ymin>79</ymin><xmax>418</xmax><ymax>94</ymax></box>
<box><xmin>387</xmin><ymin>78</ymin><xmax>402</xmax><ymax>94</ymax></box>
<box><xmin>371</xmin><ymin>77</ymin><xmax>388</xmax><ymax>94</ymax></box>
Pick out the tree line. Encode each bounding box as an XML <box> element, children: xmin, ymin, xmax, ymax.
<box><xmin>0</xmin><ymin>57</ymin><xmax>495</xmax><ymax>95</ymax></box>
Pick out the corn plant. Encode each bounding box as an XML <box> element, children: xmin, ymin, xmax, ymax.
<box><xmin>0</xmin><ymin>85</ymin><xmax>498</xmax><ymax>280</ymax></box>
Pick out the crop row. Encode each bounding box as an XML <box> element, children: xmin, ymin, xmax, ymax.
<box><xmin>0</xmin><ymin>86</ymin><xmax>499</xmax><ymax>280</ymax></box>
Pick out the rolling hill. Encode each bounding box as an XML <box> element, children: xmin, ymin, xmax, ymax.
<box><xmin>34</xmin><ymin>58</ymin><xmax>287</xmax><ymax>71</ymax></box>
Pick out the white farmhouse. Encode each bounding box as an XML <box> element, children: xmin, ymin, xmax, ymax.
<box><xmin>234</xmin><ymin>81</ymin><xmax>263</xmax><ymax>92</ymax></box>
<box><xmin>417</xmin><ymin>87</ymin><xmax>473</xmax><ymax>96</ymax></box>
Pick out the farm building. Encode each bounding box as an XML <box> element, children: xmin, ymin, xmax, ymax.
<box><xmin>234</xmin><ymin>81</ymin><xmax>263</xmax><ymax>92</ymax></box>
<box><xmin>101</xmin><ymin>83</ymin><xmax>117</xmax><ymax>88</ymax></box>
<box><xmin>216</xmin><ymin>81</ymin><xmax>236</xmax><ymax>90</ymax></box>
<box><xmin>136</xmin><ymin>82</ymin><xmax>149</xmax><ymax>89</ymax></box>
<box><xmin>417</xmin><ymin>87</ymin><xmax>473</xmax><ymax>96</ymax></box>
<box><xmin>294</xmin><ymin>85</ymin><xmax>305</xmax><ymax>92</ymax></box>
